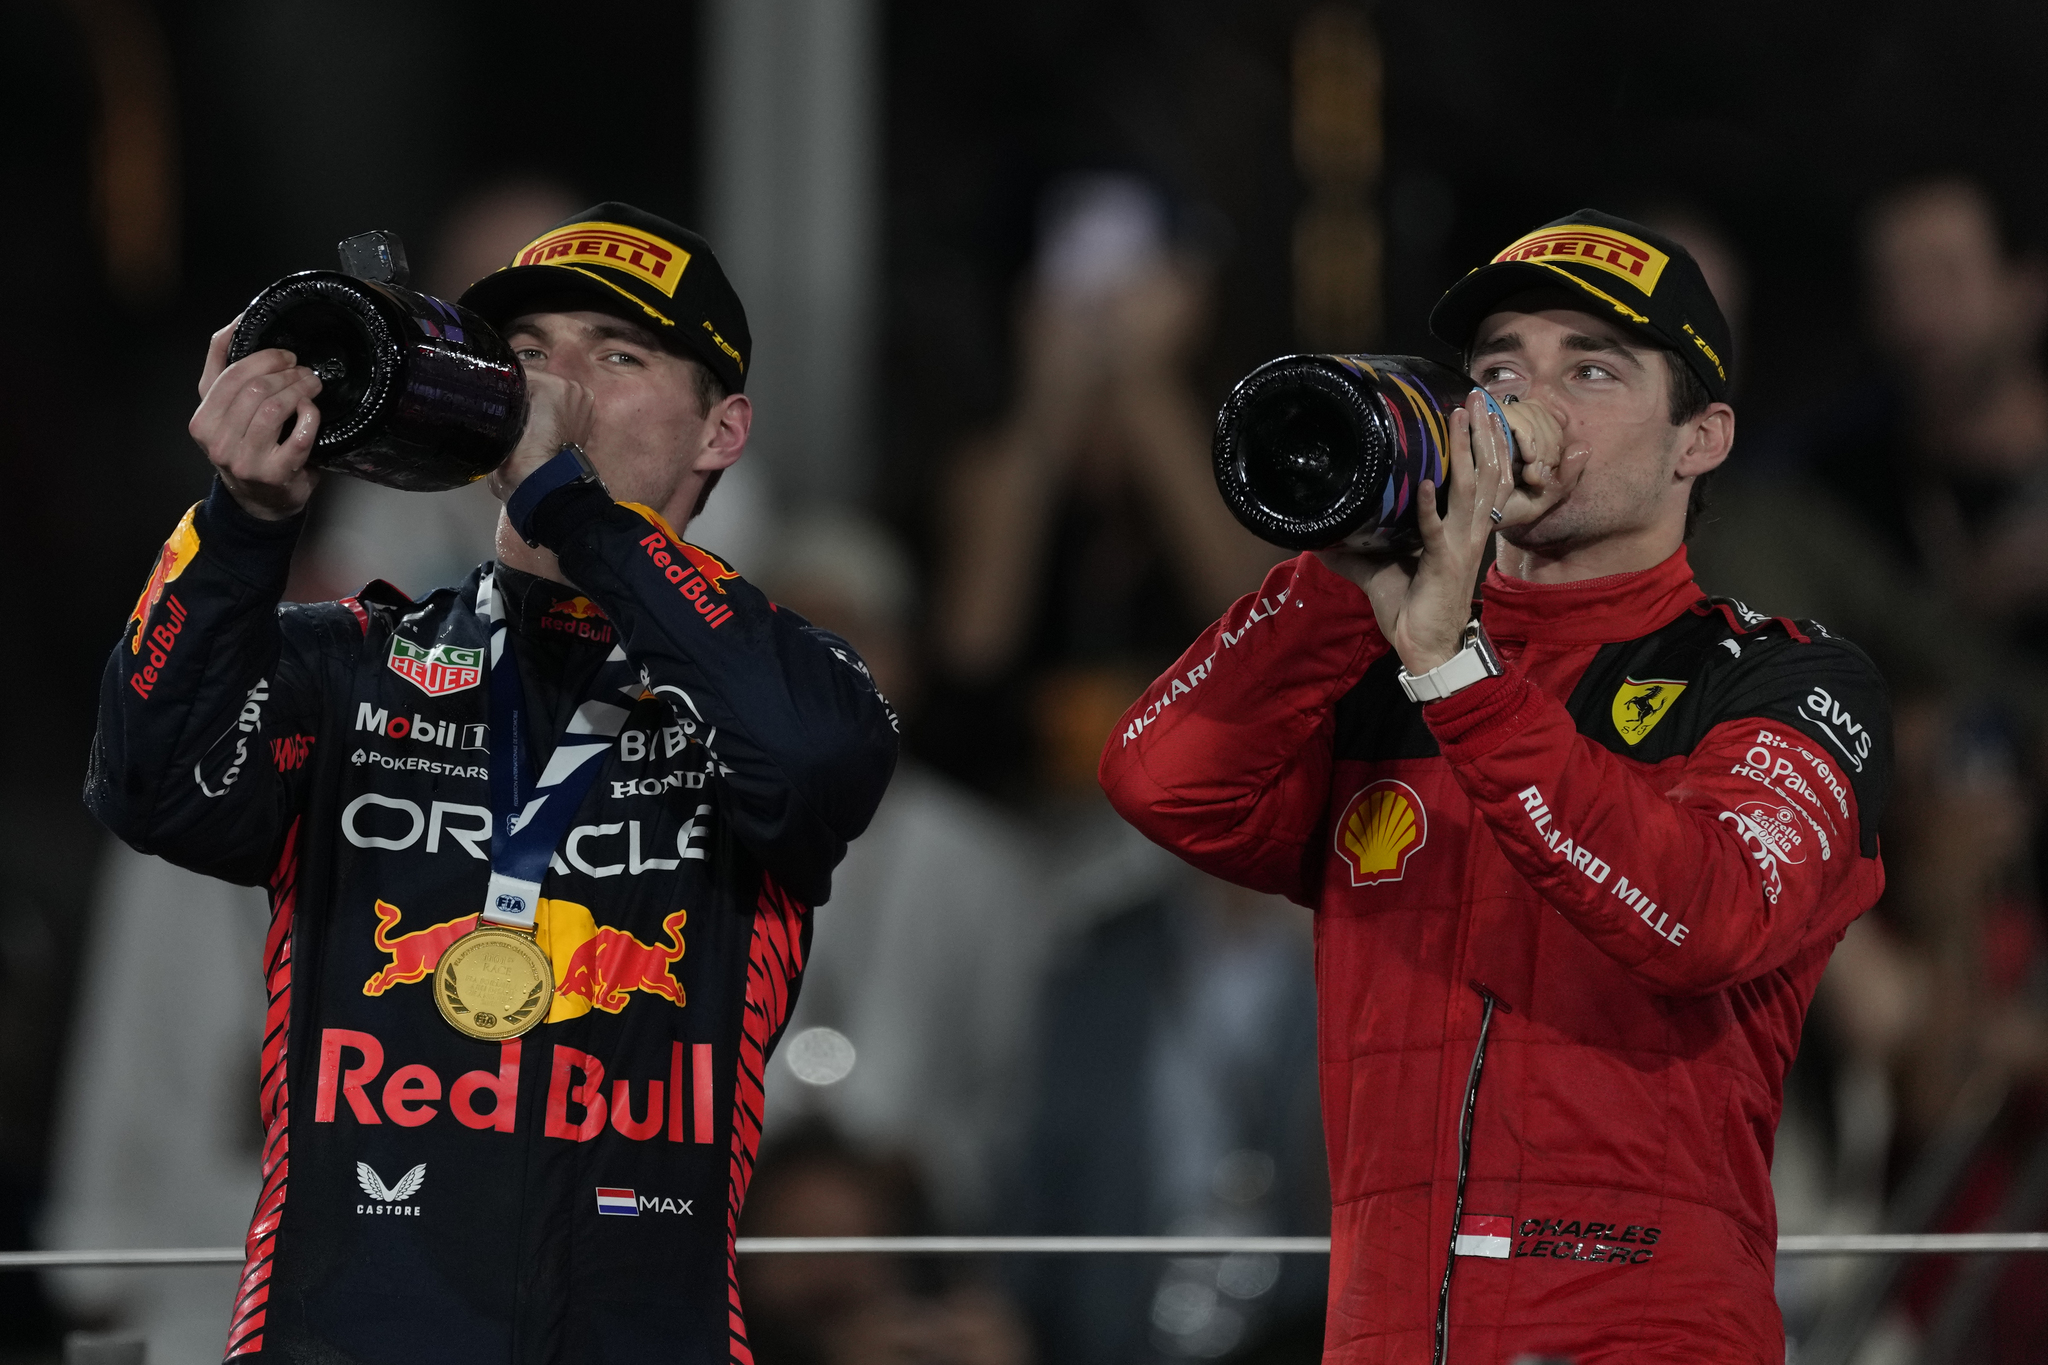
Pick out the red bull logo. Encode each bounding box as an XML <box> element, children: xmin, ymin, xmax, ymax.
<box><xmin>548</xmin><ymin>596</ymin><xmax>608</xmax><ymax>621</ymax></box>
<box><xmin>127</xmin><ymin>505</ymin><xmax>200</xmax><ymax>654</ymax></box>
<box><xmin>362</xmin><ymin>897</ymin><xmax>686</xmax><ymax>1020</ymax></box>
<box><xmin>540</xmin><ymin>901</ymin><xmax>688</xmax><ymax>1020</ymax></box>
<box><xmin>314</xmin><ymin>1027</ymin><xmax>717</xmax><ymax>1144</ymax></box>
<box><xmin>542</xmin><ymin>595</ymin><xmax>615</xmax><ymax>643</ymax></box>
<box><xmin>631</xmin><ymin>515</ymin><xmax>739</xmax><ymax>629</ymax></box>
<box><xmin>678</xmin><ymin>544</ymin><xmax>738</xmax><ymax>594</ymax></box>
<box><xmin>362</xmin><ymin>901</ymin><xmax>478</xmax><ymax>995</ymax></box>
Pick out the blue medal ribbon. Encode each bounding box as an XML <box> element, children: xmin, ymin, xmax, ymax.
<box><xmin>475</xmin><ymin>571</ymin><xmax>638</xmax><ymax>929</ymax></box>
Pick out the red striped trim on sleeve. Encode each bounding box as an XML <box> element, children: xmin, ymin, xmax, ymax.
<box><xmin>225</xmin><ymin>818</ymin><xmax>301</xmax><ymax>1360</ymax></box>
<box><xmin>725</xmin><ymin>874</ymin><xmax>809</xmax><ymax>1365</ymax></box>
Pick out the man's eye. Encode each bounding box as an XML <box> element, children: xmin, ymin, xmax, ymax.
<box><xmin>604</xmin><ymin>351</ymin><xmax>641</xmax><ymax>366</ymax></box>
<box><xmin>1479</xmin><ymin>366</ymin><xmax>1517</xmax><ymax>384</ymax></box>
<box><xmin>514</xmin><ymin>347</ymin><xmax>545</xmax><ymax>362</ymax></box>
<box><xmin>1575</xmin><ymin>363</ymin><xmax>1616</xmax><ymax>381</ymax></box>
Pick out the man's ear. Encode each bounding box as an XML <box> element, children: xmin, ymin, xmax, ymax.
<box><xmin>692</xmin><ymin>393</ymin><xmax>751</xmax><ymax>474</ymax></box>
<box><xmin>1675</xmin><ymin>402</ymin><xmax>1735</xmax><ymax>480</ymax></box>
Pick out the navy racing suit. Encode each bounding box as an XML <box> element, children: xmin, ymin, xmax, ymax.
<box><xmin>87</xmin><ymin>467</ymin><xmax>899</xmax><ymax>1364</ymax></box>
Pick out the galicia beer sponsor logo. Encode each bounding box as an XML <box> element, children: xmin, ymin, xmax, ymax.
<box><xmin>356</xmin><ymin>1161</ymin><xmax>425</xmax><ymax>1216</ymax></box>
<box><xmin>1732</xmin><ymin>800</ymin><xmax>1807</xmax><ymax>865</ymax></box>
<box><xmin>1335</xmin><ymin>779</ymin><xmax>1427</xmax><ymax>886</ymax></box>
<box><xmin>387</xmin><ymin>637</ymin><xmax>485</xmax><ymax>697</ymax></box>
<box><xmin>1719</xmin><ymin>806</ymin><xmax>1789</xmax><ymax>905</ymax></box>
<box><xmin>1611</xmin><ymin>678</ymin><xmax>1685</xmax><ymax>746</ymax></box>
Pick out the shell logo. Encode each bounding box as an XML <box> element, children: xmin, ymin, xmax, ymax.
<box><xmin>1335</xmin><ymin>779</ymin><xmax>1428</xmax><ymax>887</ymax></box>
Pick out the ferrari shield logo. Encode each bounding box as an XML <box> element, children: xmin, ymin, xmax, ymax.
<box><xmin>1612</xmin><ymin>678</ymin><xmax>1685</xmax><ymax>745</ymax></box>
<box><xmin>388</xmin><ymin>638</ymin><xmax>484</xmax><ymax>697</ymax></box>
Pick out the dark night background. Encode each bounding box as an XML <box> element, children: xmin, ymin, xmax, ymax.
<box><xmin>6</xmin><ymin>0</ymin><xmax>2048</xmax><ymax>1357</ymax></box>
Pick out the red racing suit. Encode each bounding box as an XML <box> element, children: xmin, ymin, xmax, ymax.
<box><xmin>1099</xmin><ymin>547</ymin><xmax>1890</xmax><ymax>1365</ymax></box>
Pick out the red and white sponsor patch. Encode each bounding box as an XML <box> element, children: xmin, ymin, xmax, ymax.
<box><xmin>1454</xmin><ymin>1214</ymin><xmax>1512</xmax><ymax>1259</ymax></box>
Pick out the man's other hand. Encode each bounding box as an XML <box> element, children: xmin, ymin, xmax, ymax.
<box><xmin>1317</xmin><ymin>390</ymin><xmax>1514</xmax><ymax>675</ymax></box>
<box><xmin>190</xmin><ymin>317</ymin><xmax>322</xmax><ymax>521</ymax></box>
<box><xmin>490</xmin><ymin>368</ymin><xmax>595</xmax><ymax>501</ymax></box>
<box><xmin>1497</xmin><ymin>396</ymin><xmax>1580</xmax><ymax>523</ymax></box>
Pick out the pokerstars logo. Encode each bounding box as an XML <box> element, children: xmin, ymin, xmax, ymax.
<box><xmin>356</xmin><ymin>1161</ymin><xmax>425</xmax><ymax>1216</ymax></box>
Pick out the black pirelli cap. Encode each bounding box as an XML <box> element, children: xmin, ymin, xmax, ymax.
<box><xmin>1428</xmin><ymin>209</ymin><xmax>1732</xmax><ymax>401</ymax></box>
<box><xmin>458</xmin><ymin>201</ymin><xmax>750</xmax><ymax>394</ymax></box>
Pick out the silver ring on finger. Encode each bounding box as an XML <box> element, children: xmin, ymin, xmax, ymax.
<box><xmin>1489</xmin><ymin>507</ymin><xmax>1504</xmax><ymax>525</ymax></box>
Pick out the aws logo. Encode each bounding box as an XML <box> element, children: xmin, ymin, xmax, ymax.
<box><xmin>1335</xmin><ymin>779</ymin><xmax>1427</xmax><ymax>886</ymax></box>
<box><xmin>1612</xmin><ymin>678</ymin><xmax>1685</xmax><ymax>746</ymax></box>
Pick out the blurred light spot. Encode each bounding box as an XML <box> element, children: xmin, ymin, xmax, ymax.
<box><xmin>1217</xmin><ymin>1252</ymin><xmax>1280</xmax><ymax>1300</ymax></box>
<box><xmin>784</xmin><ymin>1026</ymin><xmax>855</xmax><ymax>1085</ymax></box>
<box><xmin>1212</xmin><ymin>1148</ymin><xmax>1276</xmax><ymax>1204</ymax></box>
<box><xmin>1152</xmin><ymin>1279</ymin><xmax>1218</xmax><ymax>1336</ymax></box>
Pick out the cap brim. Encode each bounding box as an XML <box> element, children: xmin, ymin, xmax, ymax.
<box><xmin>457</xmin><ymin>263</ymin><xmax>678</xmax><ymax>335</ymax></box>
<box><xmin>1428</xmin><ymin>260</ymin><xmax>1657</xmax><ymax>355</ymax></box>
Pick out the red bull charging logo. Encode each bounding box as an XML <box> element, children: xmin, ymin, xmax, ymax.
<box><xmin>678</xmin><ymin>544</ymin><xmax>738</xmax><ymax>594</ymax></box>
<box><xmin>127</xmin><ymin>505</ymin><xmax>200</xmax><ymax>654</ymax></box>
<box><xmin>364</xmin><ymin>898</ymin><xmax>686</xmax><ymax>1021</ymax></box>
<box><xmin>548</xmin><ymin>596</ymin><xmax>608</xmax><ymax>621</ymax></box>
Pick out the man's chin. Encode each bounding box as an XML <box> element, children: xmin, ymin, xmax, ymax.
<box><xmin>1499</xmin><ymin>505</ymin><xmax>1579</xmax><ymax>551</ymax></box>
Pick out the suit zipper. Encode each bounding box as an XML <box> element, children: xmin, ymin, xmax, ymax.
<box><xmin>1434</xmin><ymin>982</ymin><xmax>1504</xmax><ymax>1365</ymax></box>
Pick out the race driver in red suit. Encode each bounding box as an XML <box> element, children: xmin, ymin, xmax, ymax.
<box><xmin>1100</xmin><ymin>210</ymin><xmax>1892</xmax><ymax>1365</ymax></box>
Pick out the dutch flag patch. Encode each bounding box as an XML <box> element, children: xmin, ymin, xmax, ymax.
<box><xmin>1454</xmin><ymin>1214</ymin><xmax>1511</xmax><ymax>1259</ymax></box>
<box><xmin>595</xmin><ymin>1187</ymin><xmax>639</xmax><ymax>1217</ymax></box>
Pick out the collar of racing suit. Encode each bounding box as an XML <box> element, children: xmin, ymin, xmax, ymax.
<box><xmin>492</xmin><ymin>563</ymin><xmax>619</xmax><ymax>768</ymax></box>
<box><xmin>1475</xmin><ymin>543</ymin><xmax>1702</xmax><ymax>646</ymax></box>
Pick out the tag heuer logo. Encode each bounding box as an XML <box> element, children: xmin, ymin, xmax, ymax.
<box><xmin>388</xmin><ymin>638</ymin><xmax>484</xmax><ymax>697</ymax></box>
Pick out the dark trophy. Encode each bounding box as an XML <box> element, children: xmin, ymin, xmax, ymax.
<box><xmin>1213</xmin><ymin>354</ymin><xmax>1515</xmax><ymax>552</ymax></box>
<box><xmin>226</xmin><ymin>231</ymin><xmax>527</xmax><ymax>491</ymax></box>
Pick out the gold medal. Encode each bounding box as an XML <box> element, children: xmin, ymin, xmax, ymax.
<box><xmin>434</xmin><ymin>926</ymin><xmax>554</xmax><ymax>1041</ymax></box>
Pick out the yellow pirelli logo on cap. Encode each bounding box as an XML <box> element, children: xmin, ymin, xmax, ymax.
<box><xmin>516</xmin><ymin>222</ymin><xmax>691</xmax><ymax>297</ymax></box>
<box><xmin>1493</xmin><ymin>224</ymin><xmax>1670</xmax><ymax>296</ymax></box>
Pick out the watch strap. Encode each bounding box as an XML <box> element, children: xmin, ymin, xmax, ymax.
<box><xmin>507</xmin><ymin>445</ymin><xmax>602</xmax><ymax>545</ymax></box>
<box><xmin>1397</xmin><ymin>621</ymin><xmax>1504</xmax><ymax>703</ymax></box>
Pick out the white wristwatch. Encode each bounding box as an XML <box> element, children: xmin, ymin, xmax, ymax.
<box><xmin>1397</xmin><ymin>620</ymin><xmax>1504</xmax><ymax>703</ymax></box>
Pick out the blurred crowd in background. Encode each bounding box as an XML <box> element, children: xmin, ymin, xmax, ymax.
<box><xmin>6</xmin><ymin>2</ymin><xmax>2048</xmax><ymax>1363</ymax></box>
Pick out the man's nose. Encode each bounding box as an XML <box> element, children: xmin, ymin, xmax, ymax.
<box><xmin>534</xmin><ymin>350</ymin><xmax>594</xmax><ymax>384</ymax></box>
<box><xmin>1521</xmin><ymin>377</ymin><xmax>1572</xmax><ymax>428</ymax></box>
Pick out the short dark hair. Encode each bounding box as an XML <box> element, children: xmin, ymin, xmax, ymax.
<box><xmin>1661</xmin><ymin>349</ymin><xmax>1715</xmax><ymax>540</ymax></box>
<box><xmin>683</xmin><ymin>356</ymin><xmax>731</xmax><ymax>520</ymax></box>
